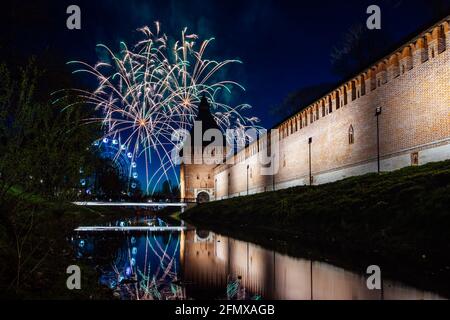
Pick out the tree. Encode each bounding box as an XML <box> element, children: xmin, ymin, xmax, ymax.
<box><xmin>270</xmin><ymin>83</ymin><xmax>335</xmax><ymax>122</ymax></box>
<box><xmin>161</xmin><ymin>180</ymin><xmax>172</xmax><ymax>197</ymax></box>
<box><xmin>427</xmin><ymin>0</ymin><xmax>450</xmax><ymax>22</ymax></box>
<box><xmin>0</xmin><ymin>58</ymin><xmax>100</xmax><ymax>202</ymax></box>
<box><xmin>152</xmin><ymin>179</ymin><xmax>180</xmax><ymax>201</ymax></box>
<box><xmin>329</xmin><ymin>0</ymin><xmax>450</xmax><ymax>80</ymax></box>
<box><xmin>330</xmin><ymin>24</ymin><xmax>392</xmax><ymax>79</ymax></box>
<box><xmin>0</xmin><ymin>57</ymin><xmax>102</xmax><ymax>295</ymax></box>
<box><xmin>128</xmin><ymin>181</ymin><xmax>143</xmax><ymax>201</ymax></box>
<box><xmin>92</xmin><ymin>159</ymin><xmax>128</xmax><ymax>201</ymax></box>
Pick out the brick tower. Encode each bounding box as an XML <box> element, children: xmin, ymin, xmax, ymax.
<box><xmin>179</xmin><ymin>96</ymin><xmax>223</xmax><ymax>202</ymax></box>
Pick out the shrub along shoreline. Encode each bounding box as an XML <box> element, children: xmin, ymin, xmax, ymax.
<box><xmin>181</xmin><ymin>160</ymin><xmax>450</xmax><ymax>298</ymax></box>
<box><xmin>0</xmin><ymin>195</ymin><xmax>135</xmax><ymax>299</ymax></box>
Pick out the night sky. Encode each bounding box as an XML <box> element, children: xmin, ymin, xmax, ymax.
<box><xmin>4</xmin><ymin>0</ymin><xmax>449</xmax><ymax>192</ymax></box>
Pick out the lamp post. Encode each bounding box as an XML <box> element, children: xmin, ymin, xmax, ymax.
<box><xmin>246</xmin><ymin>164</ymin><xmax>250</xmax><ymax>195</ymax></box>
<box><xmin>272</xmin><ymin>154</ymin><xmax>275</xmax><ymax>191</ymax></box>
<box><xmin>227</xmin><ymin>173</ymin><xmax>230</xmax><ymax>198</ymax></box>
<box><xmin>308</xmin><ymin>137</ymin><xmax>313</xmax><ymax>185</ymax></box>
<box><xmin>375</xmin><ymin>106</ymin><xmax>382</xmax><ymax>173</ymax></box>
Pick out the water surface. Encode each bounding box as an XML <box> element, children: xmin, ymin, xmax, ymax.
<box><xmin>72</xmin><ymin>216</ymin><xmax>445</xmax><ymax>300</ymax></box>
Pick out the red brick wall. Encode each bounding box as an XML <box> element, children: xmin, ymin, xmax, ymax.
<box><xmin>185</xmin><ymin>18</ymin><xmax>450</xmax><ymax>200</ymax></box>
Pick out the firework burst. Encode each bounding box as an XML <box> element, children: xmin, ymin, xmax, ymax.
<box><xmin>56</xmin><ymin>22</ymin><xmax>260</xmax><ymax>194</ymax></box>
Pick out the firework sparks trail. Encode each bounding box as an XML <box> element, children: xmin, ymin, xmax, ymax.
<box><xmin>125</xmin><ymin>232</ymin><xmax>180</xmax><ymax>300</ymax></box>
<box><xmin>55</xmin><ymin>22</ymin><xmax>261</xmax><ymax>194</ymax></box>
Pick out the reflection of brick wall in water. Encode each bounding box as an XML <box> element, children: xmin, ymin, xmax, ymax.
<box><xmin>181</xmin><ymin>230</ymin><xmax>277</xmax><ymax>298</ymax></box>
<box><xmin>181</xmin><ymin>230</ymin><xmax>229</xmax><ymax>296</ymax></box>
<box><xmin>181</xmin><ymin>230</ymin><xmax>444</xmax><ymax>299</ymax></box>
<box><xmin>206</xmin><ymin>17</ymin><xmax>450</xmax><ymax>200</ymax></box>
<box><xmin>181</xmin><ymin>229</ymin><xmax>295</xmax><ymax>299</ymax></box>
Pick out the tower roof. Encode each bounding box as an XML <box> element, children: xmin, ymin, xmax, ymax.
<box><xmin>191</xmin><ymin>95</ymin><xmax>221</xmax><ymax>133</ymax></box>
<box><xmin>184</xmin><ymin>96</ymin><xmax>225</xmax><ymax>152</ymax></box>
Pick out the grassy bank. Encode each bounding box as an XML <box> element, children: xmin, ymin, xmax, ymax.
<box><xmin>0</xmin><ymin>194</ymin><xmax>135</xmax><ymax>299</ymax></box>
<box><xmin>182</xmin><ymin>160</ymin><xmax>450</xmax><ymax>296</ymax></box>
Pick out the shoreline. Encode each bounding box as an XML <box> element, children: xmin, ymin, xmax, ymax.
<box><xmin>0</xmin><ymin>198</ymin><xmax>137</xmax><ymax>300</ymax></box>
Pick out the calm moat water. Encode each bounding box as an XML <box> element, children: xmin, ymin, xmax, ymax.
<box><xmin>72</xmin><ymin>215</ymin><xmax>445</xmax><ymax>300</ymax></box>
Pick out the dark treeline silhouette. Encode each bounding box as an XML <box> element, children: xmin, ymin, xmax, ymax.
<box><xmin>272</xmin><ymin>0</ymin><xmax>450</xmax><ymax>123</ymax></box>
<box><xmin>151</xmin><ymin>180</ymin><xmax>181</xmax><ymax>202</ymax></box>
<box><xmin>0</xmin><ymin>57</ymin><xmax>98</xmax><ymax>201</ymax></box>
<box><xmin>0</xmin><ymin>50</ymin><xmax>145</xmax><ymax>203</ymax></box>
<box><xmin>270</xmin><ymin>83</ymin><xmax>336</xmax><ymax>122</ymax></box>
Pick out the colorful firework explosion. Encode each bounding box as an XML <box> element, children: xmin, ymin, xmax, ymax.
<box><xmin>56</xmin><ymin>22</ymin><xmax>260</xmax><ymax>193</ymax></box>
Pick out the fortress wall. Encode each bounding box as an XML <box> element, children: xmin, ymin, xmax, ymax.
<box><xmin>212</xmin><ymin>18</ymin><xmax>450</xmax><ymax>200</ymax></box>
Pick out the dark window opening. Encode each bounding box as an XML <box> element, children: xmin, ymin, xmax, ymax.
<box><xmin>411</xmin><ymin>152</ymin><xmax>419</xmax><ymax>166</ymax></box>
<box><xmin>348</xmin><ymin>125</ymin><xmax>355</xmax><ymax>145</ymax></box>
